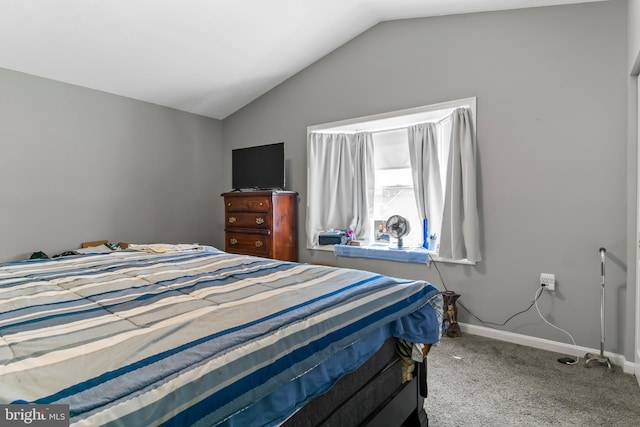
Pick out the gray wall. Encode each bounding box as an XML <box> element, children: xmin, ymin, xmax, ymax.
<box><xmin>627</xmin><ymin>0</ymin><xmax>640</xmax><ymax>364</ymax></box>
<box><xmin>630</xmin><ymin>0</ymin><xmax>640</xmax><ymax>71</ymax></box>
<box><xmin>0</xmin><ymin>67</ymin><xmax>224</xmax><ymax>261</ymax></box>
<box><xmin>223</xmin><ymin>1</ymin><xmax>632</xmax><ymax>358</ymax></box>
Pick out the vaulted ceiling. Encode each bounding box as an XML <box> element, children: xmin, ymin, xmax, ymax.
<box><xmin>0</xmin><ymin>0</ymin><xmax>600</xmax><ymax>119</ymax></box>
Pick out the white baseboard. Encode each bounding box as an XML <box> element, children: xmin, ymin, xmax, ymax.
<box><xmin>458</xmin><ymin>322</ymin><xmax>637</xmax><ymax>375</ymax></box>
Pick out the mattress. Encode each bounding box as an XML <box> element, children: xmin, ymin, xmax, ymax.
<box><xmin>0</xmin><ymin>246</ymin><xmax>442</xmax><ymax>426</ymax></box>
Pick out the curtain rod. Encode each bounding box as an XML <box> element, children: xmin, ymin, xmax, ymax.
<box><xmin>370</xmin><ymin>115</ymin><xmax>453</xmax><ymax>134</ymax></box>
<box><xmin>311</xmin><ymin>109</ymin><xmax>460</xmax><ymax>135</ymax></box>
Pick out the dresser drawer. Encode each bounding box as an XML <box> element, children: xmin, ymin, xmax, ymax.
<box><xmin>225</xmin><ymin>232</ymin><xmax>270</xmax><ymax>256</ymax></box>
<box><xmin>224</xmin><ymin>196</ymin><xmax>271</xmax><ymax>212</ymax></box>
<box><xmin>226</xmin><ymin>212</ymin><xmax>271</xmax><ymax>228</ymax></box>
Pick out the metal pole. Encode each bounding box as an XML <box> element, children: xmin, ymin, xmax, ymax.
<box><xmin>600</xmin><ymin>247</ymin><xmax>605</xmax><ymax>356</ymax></box>
<box><xmin>585</xmin><ymin>247</ymin><xmax>613</xmax><ymax>371</ymax></box>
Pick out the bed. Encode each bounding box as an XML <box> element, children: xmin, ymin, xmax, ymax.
<box><xmin>0</xmin><ymin>245</ymin><xmax>442</xmax><ymax>426</ymax></box>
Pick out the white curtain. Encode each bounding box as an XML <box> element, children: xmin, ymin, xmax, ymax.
<box><xmin>408</xmin><ymin>123</ymin><xmax>443</xmax><ymax>250</ymax></box>
<box><xmin>306</xmin><ymin>132</ymin><xmax>374</xmax><ymax>248</ymax></box>
<box><xmin>439</xmin><ymin>108</ymin><xmax>481</xmax><ymax>262</ymax></box>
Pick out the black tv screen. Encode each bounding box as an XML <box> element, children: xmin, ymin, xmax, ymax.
<box><xmin>232</xmin><ymin>142</ymin><xmax>285</xmax><ymax>190</ymax></box>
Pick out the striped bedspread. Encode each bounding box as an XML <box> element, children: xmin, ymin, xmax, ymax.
<box><xmin>0</xmin><ymin>247</ymin><xmax>442</xmax><ymax>426</ymax></box>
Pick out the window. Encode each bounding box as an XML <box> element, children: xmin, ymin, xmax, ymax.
<box><xmin>307</xmin><ymin>97</ymin><xmax>479</xmax><ymax>263</ymax></box>
<box><xmin>371</xmin><ymin>129</ymin><xmax>422</xmax><ymax>247</ymax></box>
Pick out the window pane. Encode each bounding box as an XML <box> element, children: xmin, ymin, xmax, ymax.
<box><xmin>372</xmin><ymin>130</ymin><xmax>421</xmax><ymax>247</ymax></box>
<box><xmin>373</xmin><ymin>129</ymin><xmax>410</xmax><ymax>169</ymax></box>
<box><xmin>372</xmin><ymin>168</ymin><xmax>421</xmax><ymax>246</ymax></box>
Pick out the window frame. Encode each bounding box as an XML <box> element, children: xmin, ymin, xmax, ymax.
<box><xmin>306</xmin><ymin>97</ymin><xmax>477</xmax><ymax>265</ymax></box>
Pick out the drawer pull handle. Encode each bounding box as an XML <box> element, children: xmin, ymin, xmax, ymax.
<box><xmin>255</xmin><ymin>217</ymin><xmax>265</xmax><ymax>225</ymax></box>
<box><xmin>259</xmin><ymin>202</ymin><xmax>264</xmax><ymax>206</ymax></box>
<box><xmin>255</xmin><ymin>241</ymin><xmax>263</xmax><ymax>248</ymax></box>
<box><xmin>230</xmin><ymin>238</ymin><xmax>238</xmax><ymax>245</ymax></box>
<box><xmin>228</xmin><ymin>217</ymin><xmax>237</xmax><ymax>224</ymax></box>
<box><xmin>227</xmin><ymin>202</ymin><xmax>232</xmax><ymax>207</ymax></box>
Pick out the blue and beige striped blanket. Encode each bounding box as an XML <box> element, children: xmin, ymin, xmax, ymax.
<box><xmin>0</xmin><ymin>247</ymin><xmax>442</xmax><ymax>426</ymax></box>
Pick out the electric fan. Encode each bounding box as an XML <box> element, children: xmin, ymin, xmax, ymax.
<box><xmin>385</xmin><ymin>215</ymin><xmax>410</xmax><ymax>249</ymax></box>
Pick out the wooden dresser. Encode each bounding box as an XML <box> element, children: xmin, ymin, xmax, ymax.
<box><xmin>222</xmin><ymin>191</ymin><xmax>298</xmax><ymax>262</ymax></box>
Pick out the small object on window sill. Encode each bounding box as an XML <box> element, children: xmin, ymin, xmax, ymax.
<box><xmin>318</xmin><ymin>230</ymin><xmax>348</xmax><ymax>245</ymax></box>
<box><xmin>348</xmin><ymin>240</ymin><xmax>364</xmax><ymax>246</ymax></box>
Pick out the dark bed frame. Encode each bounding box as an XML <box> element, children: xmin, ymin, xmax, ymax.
<box><xmin>283</xmin><ymin>338</ymin><xmax>428</xmax><ymax>427</ymax></box>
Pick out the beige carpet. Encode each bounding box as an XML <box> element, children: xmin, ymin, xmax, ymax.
<box><xmin>424</xmin><ymin>333</ymin><xmax>640</xmax><ymax>426</ymax></box>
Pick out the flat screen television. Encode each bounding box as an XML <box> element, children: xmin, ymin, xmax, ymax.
<box><xmin>232</xmin><ymin>142</ymin><xmax>285</xmax><ymax>190</ymax></box>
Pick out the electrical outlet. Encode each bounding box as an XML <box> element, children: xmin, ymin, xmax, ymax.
<box><xmin>540</xmin><ymin>273</ymin><xmax>556</xmax><ymax>291</ymax></box>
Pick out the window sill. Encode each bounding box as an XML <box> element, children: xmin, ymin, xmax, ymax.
<box><xmin>309</xmin><ymin>243</ymin><xmax>475</xmax><ymax>265</ymax></box>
